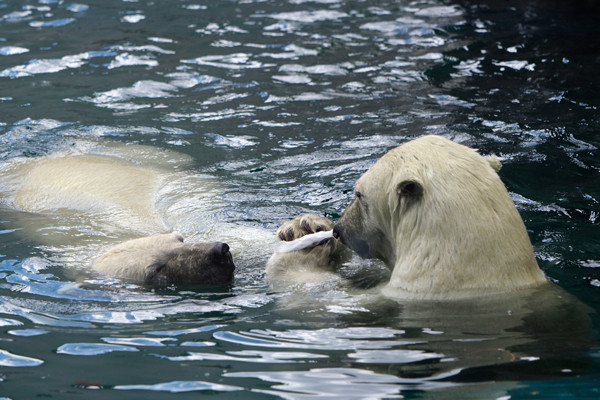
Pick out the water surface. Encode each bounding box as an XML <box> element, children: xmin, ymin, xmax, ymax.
<box><xmin>0</xmin><ymin>0</ymin><xmax>599</xmax><ymax>398</ymax></box>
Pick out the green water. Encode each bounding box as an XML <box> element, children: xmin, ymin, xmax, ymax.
<box><xmin>0</xmin><ymin>0</ymin><xmax>599</xmax><ymax>398</ymax></box>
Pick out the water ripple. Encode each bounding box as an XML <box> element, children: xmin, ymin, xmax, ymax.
<box><xmin>0</xmin><ymin>46</ymin><xmax>29</xmax><ymax>56</ymax></box>
<box><xmin>101</xmin><ymin>337</ymin><xmax>177</xmax><ymax>347</ymax></box>
<box><xmin>56</xmin><ymin>343</ymin><xmax>138</xmax><ymax>356</ymax></box>
<box><xmin>0</xmin><ymin>51</ymin><xmax>115</xmax><ymax>78</ymax></box>
<box><xmin>29</xmin><ymin>18</ymin><xmax>75</xmax><ymax>27</ymax></box>
<box><xmin>267</xmin><ymin>10</ymin><xmax>348</xmax><ymax>23</ymax></box>
<box><xmin>0</xmin><ymin>0</ymin><xmax>597</xmax><ymax>397</ymax></box>
<box><xmin>183</xmin><ymin>53</ymin><xmax>275</xmax><ymax>70</ymax></box>
<box><xmin>0</xmin><ymin>349</ymin><xmax>44</xmax><ymax>367</ymax></box>
<box><xmin>157</xmin><ymin>350</ymin><xmax>327</xmax><ymax>364</ymax></box>
<box><xmin>214</xmin><ymin>327</ymin><xmax>408</xmax><ymax>350</ymax></box>
<box><xmin>226</xmin><ymin>367</ymin><xmax>463</xmax><ymax>397</ymax></box>
<box><xmin>114</xmin><ymin>380</ymin><xmax>242</xmax><ymax>393</ymax></box>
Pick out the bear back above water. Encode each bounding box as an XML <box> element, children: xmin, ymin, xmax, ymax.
<box><xmin>333</xmin><ymin>135</ymin><xmax>547</xmax><ymax>299</ymax></box>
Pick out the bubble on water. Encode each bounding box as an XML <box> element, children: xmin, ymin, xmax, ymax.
<box><xmin>81</xmin><ymin>81</ymin><xmax>177</xmax><ymax>108</ymax></box>
<box><xmin>166</xmin><ymin>72</ymin><xmax>220</xmax><ymax>89</ymax></box>
<box><xmin>1</xmin><ymin>11</ymin><xmax>33</xmax><ymax>23</ymax></box>
<box><xmin>415</xmin><ymin>5</ymin><xmax>463</xmax><ymax>18</ymax></box>
<box><xmin>260</xmin><ymin>44</ymin><xmax>318</xmax><ymax>59</ymax></box>
<box><xmin>279</xmin><ymin>63</ymin><xmax>348</xmax><ymax>76</ymax></box>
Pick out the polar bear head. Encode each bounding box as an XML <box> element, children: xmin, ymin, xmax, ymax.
<box><xmin>333</xmin><ymin>135</ymin><xmax>547</xmax><ymax>298</ymax></box>
<box><xmin>92</xmin><ymin>233</ymin><xmax>235</xmax><ymax>287</ymax></box>
<box><xmin>144</xmin><ymin>241</ymin><xmax>236</xmax><ymax>287</ymax></box>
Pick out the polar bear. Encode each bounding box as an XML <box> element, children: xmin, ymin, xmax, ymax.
<box><xmin>270</xmin><ymin>135</ymin><xmax>547</xmax><ymax>299</ymax></box>
<box><xmin>6</xmin><ymin>147</ymin><xmax>235</xmax><ymax>287</ymax></box>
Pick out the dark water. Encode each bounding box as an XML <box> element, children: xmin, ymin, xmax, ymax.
<box><xmin>0</xmin><ymin>0</ymin><xmax>599</xmax><ymax>398</ymax></box>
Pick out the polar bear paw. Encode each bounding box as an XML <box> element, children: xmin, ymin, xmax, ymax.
<box><xmin>267</xmin><ymin>214</ymin><xmax>350</xmax><ymax>285</ymax></box>
<box><xmin>277</xmin><ymin>213</ymin><xmax>333</xmax><ymax>242</ymax></box>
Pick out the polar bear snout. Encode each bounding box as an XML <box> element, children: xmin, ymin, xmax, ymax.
<box><xmin>144</xmin><ymin>240</ymin><xmax>236</xmax><ymax>287</ymax></box>
<box><xmin>332</xmin><ymin>221</ymin><xmax>370</xmax><ymax>259</ymax></box>
<box><xmin>199</xmin><ymin>241</ymin><xmax>236</xmax><ymax>283</ymax></box>
<box><xmin>209</xmin><ymin>242</ymin><xmax>235</xmax><ymax>268</ymax></box>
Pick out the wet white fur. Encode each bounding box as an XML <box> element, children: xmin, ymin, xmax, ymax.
<box><xmin>348</xmin><ymin>135</ymin><xmax>547</xmax><ymax>299</ymax></box>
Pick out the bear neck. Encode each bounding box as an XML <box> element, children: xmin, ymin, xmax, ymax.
<box><xmin>385</xmin><ymin>189</ymin><xmax>547</xmax><ymax>299</ymax></box>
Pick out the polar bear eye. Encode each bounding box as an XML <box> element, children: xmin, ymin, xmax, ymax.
<box><xmin>355</xmin><ymin>191</ymin><xmax>363</xmax><ymax>200</ymax></box>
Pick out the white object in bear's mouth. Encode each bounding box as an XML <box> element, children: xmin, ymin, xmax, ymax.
<box><xmin>272</xmin><ymin>230</ymin><xmax>334</xmax><ymax>253</ymax></box>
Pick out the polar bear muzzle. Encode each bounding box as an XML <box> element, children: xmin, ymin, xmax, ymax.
<box><xmin>332</xmin><ymin>201</ymin><xmax>371</xmax><ymax>259</ymax></box>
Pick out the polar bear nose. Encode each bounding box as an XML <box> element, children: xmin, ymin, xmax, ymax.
<box><xmin>211</xmin><ymin>242</ymin><xmax>230</xmax><ymax>258</ymax></box>
<box><xmin>332</xmin><ymin>225</ymin><xmax>340</xmax><ymax>239</ymax></box>
<box><xmin>210</xmin><ymin>242</ymin><xmax>234</xmax><ymax>267</ymax></box>
<box><xmin>216</xmin><ymin>242</ymin><xmax>229</xmax><ymax>255</ymax></box>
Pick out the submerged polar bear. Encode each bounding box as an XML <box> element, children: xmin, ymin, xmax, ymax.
<box><xmin>268</xmin><ymin>135</ymin><xmax>548</xmax><ymax>298</ymax></box>
<box><xmin>8</xmin><ymin>147</ymin><xmax>235</xmax><ymax>287</ymax></box>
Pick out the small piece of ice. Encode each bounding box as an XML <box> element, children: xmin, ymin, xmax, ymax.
<box><xmin>272</xmin><ymin>230</ymin><xmax>334</xmax><ymax>253</ymax></box>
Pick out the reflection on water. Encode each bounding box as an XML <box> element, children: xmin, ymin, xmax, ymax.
<box><xmin>0</xmin><ymin>0</ymin><xmax>599</xmax><ymax>398</ymax></box>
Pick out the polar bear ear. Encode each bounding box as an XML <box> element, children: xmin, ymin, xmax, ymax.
<box><xmin>397</xmin><ymin>180</ymin><xmax>423</xmax><ymax>198</ymax></box>
<box><xmin>485</xmin><ymin>156</ymin><xmax>502</xmax><ymax>172</ymax></box>
<box><xmin>145</xmin><ymin>258</ymin><xmax>169</xmax><ymax>287</ymax></box>
<box><xmin>389</xmin><ymin>178</ymin><xmax>423</xmax><ymax>214</ymax></box>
